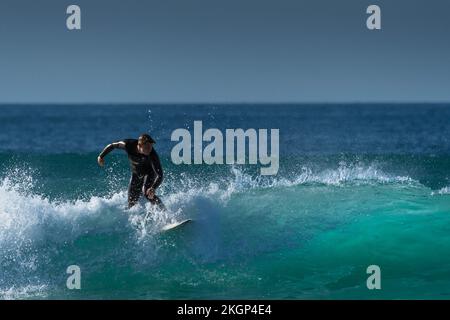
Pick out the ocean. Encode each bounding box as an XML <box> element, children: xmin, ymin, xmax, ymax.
<box><xmin>0</xmin><ymin>104</ymin><xmax>449</xmax><ymax>299</ymax></box>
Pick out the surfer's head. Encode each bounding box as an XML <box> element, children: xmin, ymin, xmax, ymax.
<box><xmin>138</xmin><ymin>133</ymin><xmax>155</xmax><ymax>155</ymax></box>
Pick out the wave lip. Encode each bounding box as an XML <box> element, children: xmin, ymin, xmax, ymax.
<box><xmin>292</xmin><ymin>163</ymin><xmax>414</xmax><ymax>186</ymax></box>
<box><xmin>226</xmin><ymin>163</ymin><xmax>416</xmax><ymax>193</ymax></box>
<box><xmin>433</xmin><ymin>186</ymin><xmax>450</xmax><ymax>195</ymax></box>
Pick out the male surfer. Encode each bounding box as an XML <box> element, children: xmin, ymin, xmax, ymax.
<box><xmin>97</xmin><ymin>134</ymin><xmax>164</xmax><ymax>209</ymax></box>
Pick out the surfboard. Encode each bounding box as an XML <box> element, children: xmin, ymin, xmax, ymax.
<box><xmin>161</xmin><ymin>219</ymin><xmax>192</xmax><ymax>232</ymax></box>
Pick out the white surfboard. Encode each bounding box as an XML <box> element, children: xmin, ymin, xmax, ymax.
<box><xmin>161</xmin><ymin>219</ymin><xmax>192</xmax><ymax>232</ymax></box>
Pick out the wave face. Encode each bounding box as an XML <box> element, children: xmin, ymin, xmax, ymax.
<box><xmin>0</xmin><ymin>104</ymin><xmax>450</xmax><ymax>299</ymax></box>
<box><xmin>0</xmin><ymin>153</ymin><xmax>449</xmax><ymax>299</ymax></box>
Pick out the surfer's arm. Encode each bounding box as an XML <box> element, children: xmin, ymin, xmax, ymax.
<box><xmin>98</xmin><ymin>141</ymin><xmax>126</xmax><ymax>164</ymax></box>
<box><xmin>149</xmin><ymin>151</ymin><xmax>164</xmax><ymax>189</ymax></box>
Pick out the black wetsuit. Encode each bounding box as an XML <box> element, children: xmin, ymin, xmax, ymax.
<box><xmin>99</xmin><ymin>139</ymin><xmax>164</xmax><ymax>208</ymax></box>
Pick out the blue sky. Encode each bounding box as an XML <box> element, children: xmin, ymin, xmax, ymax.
<box><xmin>0</xmin><ymin>0</ymin><xmax>449</xmax><ymax>103</ymax></box>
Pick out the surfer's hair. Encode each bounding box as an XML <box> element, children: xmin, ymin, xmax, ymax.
<box><xmin>138</xmin><ymin>133</ymin><xmax>155</xmax><ymax>145</ymax></box>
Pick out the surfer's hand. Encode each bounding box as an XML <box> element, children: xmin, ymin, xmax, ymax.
<box><xmin>97</xmin><ymin>156</ymin><xmax>105</xmax><ymax>167</ymax></box>
<box><xmin>146</xmin><ymin>188</ymin><xmax>155</xmax><ymax>199</ymax></box>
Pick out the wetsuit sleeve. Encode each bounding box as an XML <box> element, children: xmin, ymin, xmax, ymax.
<box><xmin>150</xmin><ymin>151</ymin><xmax>164</xmax><ymax>189</ymax></box>
<box><xmin>98</xmin><ymin>141</ymin><xmax>127</xmax><ymax>159</ymax></box>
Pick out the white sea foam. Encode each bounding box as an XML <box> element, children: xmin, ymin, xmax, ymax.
<box><xmin>432</xmin><ymin>186</ymin><xmax>450</xmax><ymax>195</ymax></box>
<box><xmin>0</xmin><ymin>284</ymin><xmax>48</xmax><ymax>300</ymax></box>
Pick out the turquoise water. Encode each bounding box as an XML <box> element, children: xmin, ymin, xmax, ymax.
<box><xmin>0</xmin><ymin>104</ymin><xmax>449</xmax><ymax>299</ymax></box>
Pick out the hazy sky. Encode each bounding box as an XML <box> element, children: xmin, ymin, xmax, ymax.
<box><xmin>0</xmin><ymin>0</ymin><xmax>449</xmax><ymax>103</ymax></box>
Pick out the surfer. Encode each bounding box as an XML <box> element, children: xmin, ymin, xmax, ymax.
<box><xmin>97</xmin><ymin>133</ymin><xmax>165</xmax><ymax>210</ymax></box>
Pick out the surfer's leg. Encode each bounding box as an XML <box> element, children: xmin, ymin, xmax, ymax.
<box><xmin>128</xmin><ymin>174</ymin><xmax>143</xmax><ymax>208</ymax></box>
<box><xmin>151</xmin><ymin>195</ymin><xmax>167</xmax><ymax>211</ymax></box>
